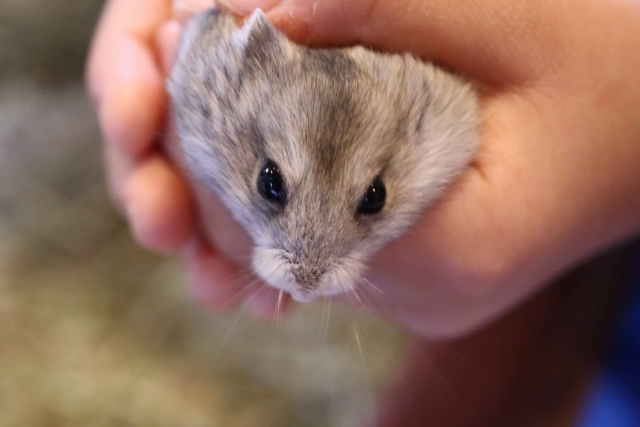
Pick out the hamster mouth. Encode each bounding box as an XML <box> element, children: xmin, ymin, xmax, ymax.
<box><xmin>252</xmin><ymin>246</ymin><xmax>367</xmax><ymax>303</ymax></box>
<box><xmin>288</xmin><ymin>290</ymin><xmax>317</xmax><ymax>303</ymax></box>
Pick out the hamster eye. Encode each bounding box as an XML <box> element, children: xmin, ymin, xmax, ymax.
<box><xmin>258</xmin><ymin>160</ymin><xmax>287</xmax><ymax>205</ymax></box>
<box><xmin>357</xmin><ymin>177</ymin><xmax>386</xmax><ymax>215</ymax></box>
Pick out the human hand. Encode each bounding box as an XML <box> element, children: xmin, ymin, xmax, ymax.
<box><xmin>242</xmin><ymin>0</ymin><xmax>640</xmax><ymax>337</ymax></box>
<box><xmin>181</xmin><ymin>0</ymin><xmax>640</xmax><ymax>336</ymax></box>
<box><xmin>89</xmin><ymin>0</ymin><xmax>640</xmax><ymax>336</ymax></box>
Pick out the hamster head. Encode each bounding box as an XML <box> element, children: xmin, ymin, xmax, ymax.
<box><xmin>168</xmin><ymin>10</ymin><xmax>479</xmax><ymax>302</ymax></box>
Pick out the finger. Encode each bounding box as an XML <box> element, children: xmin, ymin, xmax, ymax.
<box><xmin>87</xmin><ymin>0</ymin><xmax>172</xmax><ymax>156</ymax></box>
<box><xmin>124</xmin><ymin>154</ymin><xmax>196</xmax><ymax>253</ymax></box>
<box><xmin>173</xmin><ymin>0</ymin><xmax>218</xmax><ymax>24</ymax></box>
<box><xmin>219</xmin><ymin>0</ymin><xmax>561</xmax><ymax>86</ymax></box>
<box><xmin>88</xmin><ymin>0</ymin><xmax>172</xmax><ymax>100</ymax></box>
<box><xmin>95</xmin><ymin>39</ymin><xmax>166</xmax><ymax>157</ymax></box>
<box><xmin>104</xmin><ymin>142</ymin><xmax>135</xmax><ymax>212</ymax></box>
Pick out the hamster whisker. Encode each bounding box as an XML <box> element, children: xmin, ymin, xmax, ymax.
<box><xmin>193</xmin><ymin>267</ymin><xmax>259</xmax><ymax>299</ymax></box>
<box><xmin>352</xmin><ymin>320</ymin><xmax>376</xmax><ymax>417</ymax></box>
<box><xmin>360</xmin><ymin>276</ymin><xmax>385</xmax><ymax>295</ymax></box>
<box><xmin>345</xmin><ymin>271</ymin><xmax>379</xmax><ymax>311</ymax></box>
<box><xmin>214</xmin><ymin>281</ymin><xmax>270</xmax><ymax>357</ymax></box>
<box><xmin>194</xmin><ymin>260</ymin><xmax>260</xmax><ymax>288</ymax></box>
<box><xmin>334</xmin><ymin>275</ymin><xmax>352</xmax><ymax>304</ymax></box>
<box><xmin>206</xmin><ymin>278</ymin><xmax>263</xmax><ymax>311</ymax></box>
<box><xmin>344</xmin><ymin>278</ymin><xmax>423</xmax><ymax>423</ymax></box>
<box><xmin>273</xmin><ymin>288</ymin><xmax>285</xmax><ymax>328</ymax></box>
<box><xmin>350</xmin><ymin>285</ymin><xmax>365</xmax><ymax>307</ymax></box>
<box><xmin>349</xmin><ymin>280</ymin><xmax>386</xmax><ymax>329</ymax></box>
<box><xmin>334</xmin><ymin>275</ymin><xmax>357</xmax><ymax>307</ymax></box>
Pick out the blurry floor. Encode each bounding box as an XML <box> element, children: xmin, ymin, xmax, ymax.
<box><xmin>0</xmin><ymin>3</ymin><xmax>409</xmax><ymax>426</ymax></box>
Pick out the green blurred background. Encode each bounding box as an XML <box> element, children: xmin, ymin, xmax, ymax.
<box><xmin>0</xmin><ymin>2</ymin><xmax>409</xmax><ymax>426</ymax></box>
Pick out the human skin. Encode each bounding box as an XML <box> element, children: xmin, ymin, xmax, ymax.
<box><xmin>86</xmin><ymin>0</ymin><xmax>640</xmax><ymax>337</ymax></box>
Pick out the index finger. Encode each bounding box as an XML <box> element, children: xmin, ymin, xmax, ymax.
<box><xmin>86</xmin><ymin>0</ymin><xmax>172</xmax><ymax>155</ymax></box>
<box><xmin>222</xmin><ymin>0</ymin><xmax>563</xmax><ymax>87</ymax></box>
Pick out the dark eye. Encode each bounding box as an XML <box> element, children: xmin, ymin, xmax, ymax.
<box><xmin>258</xmin><ymin>160</ymin><xmax>287</xmax><ymax>205</ymax></box>
<box><xmin>357</xmin><ymin>177</ymin><xmax>386</xmax><ymax>215</ymax></box>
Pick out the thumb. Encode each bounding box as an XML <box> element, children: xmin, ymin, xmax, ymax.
<box><xmin>217</xmin><ymin>0</ymin><xmax>559</xmax><ymax>87</ymax></box>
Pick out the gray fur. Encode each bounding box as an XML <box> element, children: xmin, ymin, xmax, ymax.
<box><xmin>168</xmin><ymin>9</ymin><xmax>479</xmax><ymax>302</ymax></box>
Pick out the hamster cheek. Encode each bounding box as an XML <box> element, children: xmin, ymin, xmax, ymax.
<box><xmin>317</xmin><ymin>256</ymin><xmax>367</xmax><ymax>299</ymax></box>
<box><xmin>252</xmin><ymin>247</ymin><xmax>294</xmax><ymax>293</ymax></box>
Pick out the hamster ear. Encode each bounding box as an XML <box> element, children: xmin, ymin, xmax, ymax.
<box><xmin>233</xmin><ymin>9</ymin><xmax>292</xmax><ymax>62</ymax></box>
<box><xmin>234</xmin><ymin>9</ymin><xmax>282</xmax><ymax>47</ymax></box>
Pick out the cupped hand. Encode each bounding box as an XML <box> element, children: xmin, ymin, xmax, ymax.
<box><xmin>88</xmin><ymin>0</ymin><xmax>640</xmax><ymax>336</ymax></box>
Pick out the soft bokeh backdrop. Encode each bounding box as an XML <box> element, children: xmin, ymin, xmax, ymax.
<box><xmin>0</xmin><ymin>2</ymin><xmax>410</xmax><ymax>426</ymax></box>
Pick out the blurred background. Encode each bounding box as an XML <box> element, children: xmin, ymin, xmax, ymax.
<box><xmin>0</xmin><ymin>1</ymin><xmax>410</xmax><ymax>426</ymax></box>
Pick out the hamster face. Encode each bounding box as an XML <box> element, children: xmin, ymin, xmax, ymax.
<box><xmin>169</xmin><ymin>10</ymin><xmax>479</xmax><ymax>302</ymax></box>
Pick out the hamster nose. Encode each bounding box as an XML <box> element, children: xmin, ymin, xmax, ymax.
<box><xmin>290</xmin><ymin>264</ymin><xmax>324</xmax><ymax>290</ymax></box>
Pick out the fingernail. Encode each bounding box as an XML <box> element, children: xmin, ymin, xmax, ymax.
<box><xmin>217</xmin><ymin>0</ymin><xmax>282</xmax><ymax>14</ymax></box>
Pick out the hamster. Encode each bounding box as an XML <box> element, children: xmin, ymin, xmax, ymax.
<box><xmin>167</xmin><ymin>9</ymin><xmax>479</xmax><ymax>303</ymax></box>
